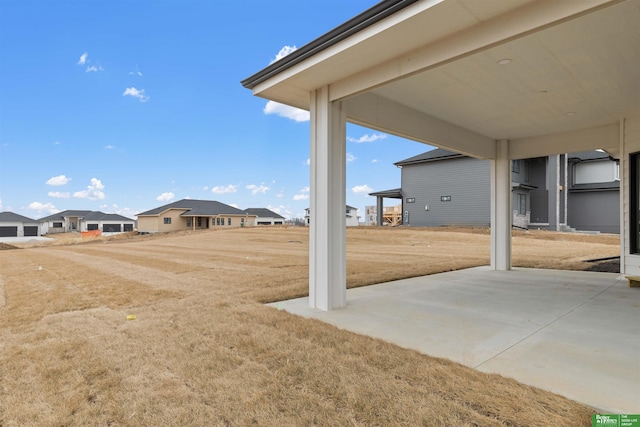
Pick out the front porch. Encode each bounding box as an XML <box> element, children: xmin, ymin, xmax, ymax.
<box><xmin>270</xmin><ymin>267</ymin><xmax>639</xmax><ymax>414</ymax></box>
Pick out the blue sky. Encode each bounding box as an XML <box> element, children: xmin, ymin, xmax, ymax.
<box><xmin>0</xmin><ymin>0</ymin><xmax>430</xmax><ymax>221</ymax></box>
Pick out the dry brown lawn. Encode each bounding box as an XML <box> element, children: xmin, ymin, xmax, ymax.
<box><xmin>0</xmin><ymin>226</ymin><xmax>619</xmax><ymax>426</ymax></box>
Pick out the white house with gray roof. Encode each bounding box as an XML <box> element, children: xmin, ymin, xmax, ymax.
<box><xmin>39</xmin><ymin>210</ymin><xmax>136</xmax><ymax>235</ymax></box>
<box><xmin>137</xmin><ymin>199</ymin><xmax>257</xmax><ymax>233</ymax></box>
<box><xmin>243</xmin><ymin>208</ymin><xmax>285</xmax><ymax>225</ymax></box>
<box><xmin>0</xmin><ymin>212</ymin><xmax>40</xmax><ymax>238</ymax></box>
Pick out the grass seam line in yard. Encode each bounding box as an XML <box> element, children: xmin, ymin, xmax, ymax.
<box><xmin>473</xmin><ymin>279</ymin><xmax>620</xmax><ymax>370</ymax></box>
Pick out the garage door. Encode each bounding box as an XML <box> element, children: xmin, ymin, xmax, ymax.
<box><xmin>103</xmin><ymin>224</ymin><xmax>122</xmax><ymax>232</ymax></box>
<box><xmin>0</xmin><ymin>226</ymin><xmax>18</xmax><ymax>237</ymax></box>
<box><xmin>24</xmin><ymin>226</ymin><xmax>38</xmax><ymax>236</ymax></box>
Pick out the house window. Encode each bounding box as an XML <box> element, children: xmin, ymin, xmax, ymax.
<box><xmin>197</xmin><ymin>217</ymin><xmax>202</xmax><ymax>227</ymax></box>
<box><xmin>186</xmin><ymin>218</ymin><xmax>192</xmax><ymax>227</ymax></box>
<box><xmin>517</xmin><ymin>194</ymin><xmax>526</xmax><ymax>215</ymax></box>
<box><xmin>53</xmin><ymin>222</ymin><xmax>63</xmax><ymax>228</ymax></box>
<box><xmin>511</xmin><ymin>160</ymin><xmax>520</xmax><ymax>173</ymax></box>
<box><xmin>523</xmin><ymin>161</ymin><xmax>530</xmax><ymax>182</ymax></box>
<box><xmin>228</xmin><ymin>218</ymin><xmax>231</xmax><ymax>226</ymax></box>
<box><xmin>87</xmin><ymin>224</ymin><xmax>99</xmax><ymax>230</ymax></box>
<box><xmin>124</xmin><ymin>224</ymin><xmax>133</xmax><ymax>232</ymax></box>
<box><xmin>630</xmin><ymin>153</ymin><xmax>640</xmax><ymax>254</ymax></box>
<box><xmin>164</xmin><ymin>217</ymin><xmax>171</xmax><ymax>225</ymax></box>
<box><xmin>406</xmin><ymin>198</ymin><xmax>415</xmax><ymax>203</ymax></box>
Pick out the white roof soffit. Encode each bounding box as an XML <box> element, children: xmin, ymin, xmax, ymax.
<box><xmin>247</xmin><ymin>0</ymin><xmax>639</xmax><ymax>159</ymax></box>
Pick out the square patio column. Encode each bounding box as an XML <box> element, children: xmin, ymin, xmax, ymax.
<box><xmin>491</xmin><ymin>140</ymin><xmax>512</xmax><ymax>270</ymax></box>
<box><xmin>309</xmin><ymin>86</ymin><xmax>347</xmax><ymax>310</ymax></box>
<box><xmin>376</xmin><ymin>196</ymin><xmax>384</xmax><ymax>226</ymax></box>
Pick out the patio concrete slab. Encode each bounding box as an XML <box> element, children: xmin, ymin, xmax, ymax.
<box><xmin>269</xmin><ymin>267</ymin><xmax>640</xmax><ymax>413</ymax></box>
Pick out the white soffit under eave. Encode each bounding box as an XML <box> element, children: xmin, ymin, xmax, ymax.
<box><xmin>251</xmin><ymin>0</ymin><xmax>537</xmax><ymax>107</ymax></box>
<box><xmin>253</xmin><ymin>0</ymin><xmax>623</xmax><ymax>111</ymax></box>
<box><xmin>368</xmin><ymin>0</ymin><xmax>640</xmax><ymax>141</ymax></box>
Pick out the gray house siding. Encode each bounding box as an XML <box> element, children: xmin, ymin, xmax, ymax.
<box><xmin>528</xmin><ymin>158</ymin><xmax>548</xmax><ymax>223</ymax></box>
<box><xmin>568</xmin><ymin>190</ymin><xmax>619</xmax><ymax>234</ymax></box>
<box><xmin>401</xmin><ymin>157</ymin><xmax>490</xmax><ymax>227</ymax></box>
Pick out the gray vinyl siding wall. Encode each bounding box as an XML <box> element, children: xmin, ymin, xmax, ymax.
<box><xmin>401</xmin><ymin>157</ymin><xmax>490</xmax><ymax>227</ymax></box>
<box><xmin>568</xmin><ymin>190</ymin><xmax>619</xmax><ymax>233</ymax></box>
<box><xmin>528</xmin><ymin>158</ymin><xmax>548</xmax><ymax>223</ymax></box>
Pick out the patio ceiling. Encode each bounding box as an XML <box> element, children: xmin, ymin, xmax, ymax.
<box><xmin>246</xmin><ymin>0</ymin><xmax>640</xmax><ymax>160</ymax></box>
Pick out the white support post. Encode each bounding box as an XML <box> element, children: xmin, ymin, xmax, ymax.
<box><xmin>491</xmin><ymin>140</ymin><xmax>512</xmax><ymax>270</ymax></box>
<box><xmin>309</xmin><ymin>86</ymin><xmax>347</xmax><ymax>311</ymax></box>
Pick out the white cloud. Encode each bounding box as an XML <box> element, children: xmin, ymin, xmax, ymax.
<box><xmin>212</xmin><ymin>185</ymin><xmax>237</xmax><ymax>194</ymax></box>
<box><xmin>293</xmin><ymin>193</ymin><xmax>309</xmax><ymax>201</ymax></box>
<box><xmin>105</xmin><ymin>145</ymin><xmax>114</xmax><ymax>149</ymax></box>
<box><xmin>246</xmin><ymin>184</ymin><xmax>270</xmax><ymax>195</ymax></box>
<box><xmin>0</xmin><ymin>199</ymin><xmax>3</xmax><ymax>210</ymax></box>
<box><xmin>123</xmin><ymin>87</ymin><xmax>149</xmax><ymax>102</ymax></box>
<box><xmin>85</xmin><ymin>65</ymin><xmax>104</xmax><ymax>72</ymax></box>
<box><xmin>305</xmin><ymin>158</ymin><xmax>310</xmax><ymax>165</ymax></box>
<box><xmin>276</xmin><ymin>192</ymin><xmax>284</xmax><ymax>198</ymax></box>
<box><xmin>27</xmin><ymin>201</ymin><xmax>59</xmax><ymax>215</ymax></box>
<box><xmin>129</xmin><ymin>68</ymin><xmax>143</xmax><ymax>77</ymax></box>
<box><xmin>53</xmin><ymin>141</ymin><xmax>61</xmax><ymax>145</ymax></box>
<box><xmin>267</xmin><ymin>204</ymin><xmax>292</xmax><ymax>219</ymax></box>
<box><xmin>73</xmin><ymin>178</ymin><xmax>106</xmax><ymax>200</ymax></box>
<box><xmin>48</xmin><ymin>191</ymin><xmax>70</xmax><ymax>198</ymax></box>
<box><xmin>202</xmin><ymin>186</ymin><xmax>209</xmax><ymax>191</ymax></box>
<box><xmin>270</xmin><ymin>45</ymin><xmax>297</xmax><ymax>64</ymax></box>
<box><xmin>46</xmin><ymin>175</ymin><xmax>71</xmax><ymax>186</ymax></box>
<box><xmin>156</xmin><ymin>192</ymin><xmax>175</xmax><ymax>202</ymax></box>
<box><xmin>77</xmin><ymin>52</ymin><xmax>88</xmax><ymax>65</ymax></box>
<box><xmin>300</xmin><ymin>186</ymin><xmax>310</xmax><ymax>193</ymax></box>
<box><xmin>264</xmin><ymin>101</ymin><xmax>309</xmax><ymax>122</ymax></box>
<box><xmin>352</xmin><ymin>184</ymin><xmax>373</xmax><ymax>195</ymax></box>
<box><xmin>230</xmin><ymin>203</ymin><xmax>239</xmax><ymax>209</ymax></box>
<box><xmin>372</xmin><ymin>159</ymin><xmax>379</xmax><ymax>163</ymax></box>
<box><xmin>346</xmin><ymin>153</ymin><xmax>357</xmax><ymax>163</ymax></box>
<box><xmin>347</xmin><ymin>133</ymin><xmax>387</xmax><ymax>143</ymax></box>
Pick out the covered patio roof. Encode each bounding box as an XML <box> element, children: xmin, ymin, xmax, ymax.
<box><xmin>243</xmin><ymin>0</ymin><xmax>639</xmax><ymax>159</ymax></box>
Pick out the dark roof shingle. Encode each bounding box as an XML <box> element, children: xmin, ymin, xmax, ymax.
<box><xmin>137</xmin><ymin>199</ymin><xmax>246</xmax><ymax>217</ymax></box>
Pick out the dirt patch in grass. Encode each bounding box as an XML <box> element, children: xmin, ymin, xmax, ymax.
<box><xmin>1</xmin><ymin>226</ymin><xmax>616</xmax><ymax>426</ymax></box>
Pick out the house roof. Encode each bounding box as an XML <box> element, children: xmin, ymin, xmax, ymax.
<box><xmin>38</xmin><ymin>210</ymin><xmax>134</xmax><ymax>222</ymax></box>
<box><xmin>0</xmin><ymin>211</ymin><xmax>38</xmax><ymax>223</ymax></box>
<box><xmin>241</xmin><ymin>0</ymin><xmax>417</xmax><ymax>91</ymax></box>
<box><xmin>137</xmin><ymin>199</ymin><xmax>247</xmax><ymax>217</ymax></box>
<box><xmin>243</xmin><ymin>0</ymin><xmax>638</xmax><ymax>160</ymax></box>
<box><xmin>39</xmin><ymin>210</ymin><xmax>93</xmax><ymax>221</ymax></box>
<box><xmin>244</xmin><ymin>208</ymin><xmax>285</xmax><ymax>219</ymax></box>
<box><xmin>567</xmin><ymin>151</ymin><xmax>613</xmax><ymax>162</ymax></box>
<box><xmin>395</xmin><ymin>148</ymin><xmax>465</xmax><ymax>166</ymax></box>
<box><xmin>369</xmin><ymin>188</ymin><xmax>402</xmax><ymax>198</ymax></box>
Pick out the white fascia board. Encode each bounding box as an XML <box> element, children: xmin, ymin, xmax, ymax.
<box><xmin>509</xmin><ymin>123</ymin><xmax>619</xmax><ymax>159</ymax></box>
<box><xmin>330</xmin><ymin>0</ymin><xmax>621</xmax><ymax>102</ymax></box>
<box><xmin>250</xmin><ymin>0</ymin><xmax>442</xmax><ymax>103</ymax></box>
<box><xmin>345</xmin><ymin>92</ymin><xmax>496</xmax><ymax>159</ymax></box>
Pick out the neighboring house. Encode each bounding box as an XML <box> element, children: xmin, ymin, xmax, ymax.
<box><xmin>39</xmin><ymin>210</ymin><xmax>136</xmax><ymax>235</ymax></box>
<box><xmin>244</xmin><ymin>208</ymin><xmax>285</xmax><ymax>225</ymax></box>
<box><xmin>137</xmin><ymin>199</ymin><xmax>257</xmax><ymax>233</ymax></box>
<box><xmin>304</xmin><ymin>205</ymin><xmax>359</xmax><ymax>227</ymax></box>
<box><xmin>370</xmin><ymin>148</ymin><xmax>619</xmax><ymax>233</ymax></box>
<box><xmin>0</xmin><ymin>212</ymin><xmax>40</xmax><ymax>237</ymax></box>
<box><xmin>364</xmin><ymin>204</ymin><xmax>402</xmax><ymax>226</ymax></box>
